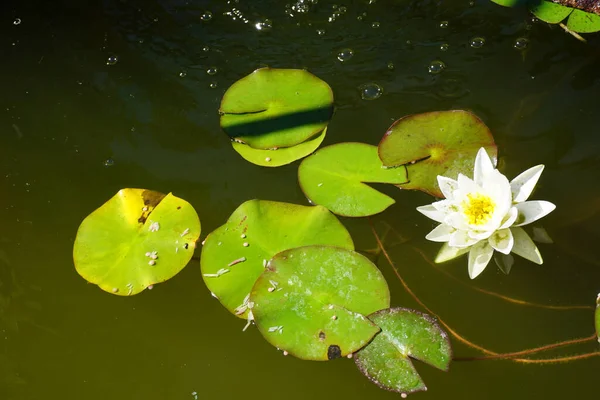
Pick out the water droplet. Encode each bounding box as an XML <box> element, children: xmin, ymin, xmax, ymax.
<box><xmin>255</xmin><ymin>19</ymin><xmax>272</xmax><ymax>31</ymax></box>
<box><xmin>514</xmin><ymin>37</ymin><xmax>529</xmax><ymax>50</ymax></box>
<box><xmin>201</xmin><ymin>11</ymin><xmax>213</xmax><ymax>22</ymax></box>
<box><xmin>440</xmin><ymin>43</ymin><xmax>449</xmax><ymax>51</ymax></box>
<box><xmin>470</xmin><ymin>37</ymin><xmax>485</xmax><ymax>48</ymax></box>
<box><xmin>292</xmin><ymin>1</ymin><xmax>310</xmax><ymax>13</ymax></box>
<box><xmin>202</xmin><ymin>46</ymin><xmax>210</xmax><ymax>52</ymax></box>
<box><xmin>316</xmin><ymin>29</ymin><xmax>326</xmax><ymax>36</ymax></box>
<box><xmin>104</xmin><ymin>158</ymin><xmax>115</xmax><ymax>167</ymax></box>
<box><xmin>106</xmin><ymin>55</ymin><xmax>118</xmax><ymax>66</ymax></box>
<box><xmin>179</xmin><ymin>71</ymin><xmax>187</xmax><ymax>78</ymax></box>
<box><xmin>387</xmin><ymin>62</ymin><xmax>394</xmax><ymax>70</ymax></box>
<box><xmin>337</xmin><ymin>48</ymin><xmax>354</xmax><ymax>62</ymax></box>
<box><xmin>209</xmin><ymin>82</ymin><xmax>218</xmax><ymax>89</ymax></box>
<box><xmin>371</xmin><ymin>21</ymin><xmax>380</xmax><ymax>28</ymax></box>
<box><xmin>439</xmin><ymin>20</ymin><xmax>448</xmax><ymax>28</ymax></box>
<box><xmin>359</xmin><ymin>83</ymin><xmax>383</xmax><ymax>100</ymax></box>
<box><xmin>428</xmin><ymin>60</ymin><xmax>445</xmax><ymax>74</ymax></box>
<box><xmin>207</xmin><ymin>67</ymin><xmax>218</xmax><ymax>75</ymax></box>
<box><xmin>13</xmin><ymin>18</ymin><xmax>21</xmax><ymax>25</ymax></box>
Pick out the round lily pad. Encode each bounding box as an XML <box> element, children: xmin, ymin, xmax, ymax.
<box><xmin>355</xmin><ymin>308</ymin><xmax>452</xmax><ymax>395</ymax></box>
<box><xmin>298</xmin><ymin>143</ymin><xmax>408</xmax><ymax>217</ymax></box>
<box><xmin>73</xmin><ymin>189</ymin><xmax>201</xmax><ymax>296</ymax></box>
<box><xmin>200</xmin><ymin>200</ymin><xmax>354</xmax><ymax>319</ymax></box>
<box><xmin>220</xmin><ymin>68</ymin><xmax>334</xmax><ymax>150</ymax></box>
<box><xmin>251</xmin><ymin>246</ymin><xmax>390</xmax><ymax>360</ymax></box>
<box><xmin>566</xmin><ymin>9</ymin><xmax>600</xmax><ymax>33</ymax></box>
<box><xmin>530</xmin><ymin>1</ymin><xmax>573</xmax><ymax>24</ymax></box>
<box><xmin>378</xmin><ymin>110</ymin><xmax>497</xmax><ymax>198</ymax></box>
<box><xmin>232</xmin><ymin>128</ymin><xmax>327</xmax><ymax>167</ymax></box>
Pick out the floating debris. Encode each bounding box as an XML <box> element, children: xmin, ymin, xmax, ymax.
<box><xmin>228</xmin><ymin>257</ymin><xmax>247</xmax><ymax>266</ymax></box>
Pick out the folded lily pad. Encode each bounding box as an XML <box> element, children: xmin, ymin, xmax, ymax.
<box><xmin>355</xmin><ymin>308</ymin><xmax>452</xmax><ymax>395</ymax></box>
<box><xmin>298</xmin><ymin>143</ymin><xmax>408</xmax><ymax>217</ymax></box>
<box><xmin>200</xmin><ymin>200</ymin><xmax>354</xmax><ymax>319</ymax></box>
<box><xmin>232</xmin><ymin>128</ymin><xmax>327</xmax><ymax>167</ymax></box>
<box><xmin>73</xmin><ymin>189</ymin><xmax>201</xmax><ymax>296</ymax></box>
<box><xmin>220</xmin><ymin>68</ymin><xmax>334</xmax><ymax>150</ymax></box>
<box><xmin>378</xmin><ymin>110</ymin><xmax>497</xmax><ymax>198</ymax></box>
<box><xmin>251</xmin><ymin>246</ymin><xmax>390</xmax><ymax>360</ymax></box>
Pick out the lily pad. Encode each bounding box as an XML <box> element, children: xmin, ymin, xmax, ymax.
<box><xmin>73</xmin><ymin>189</ymin><xmax>201</xmax><ymax>296</ymax></box>
<box><xmin>251</xmin><ymin>246</ymin><xmax>390</xmax><ymax>360</ymax></box>
<box><xmin>378</xmin><ymin>110</ymin><xmax>497</xmax><ymax>198</ymax></box>
<box><xmin>489</xmin><ymin>0</ymin><xmax>527</xmax><ymax>7</ymax></box>
<box><xmin>298</xmin><ymin>143</ymin><xmax>408</xmax><ymax>217</ymax></box>
<box><xmin>595</xmin><ymin>294</ymin><xmax>600</xmax><ymax>343</ymax></box>
<box><xmin>232</xmin><ymin>128</ymin><xmax>327</xmax><ymax>167</ymax></box>
<box><xmin>355</xmin><ymin>308</ymin><xmax>452</xmax><ymax>395</ymax></box>
<box><xmin>220</xmin><ymin>68</ymin><xmax>334</xmax><ymax>150</ymax></box>
<box><xmin>566</xmin><ymin>9</ymin><xmax>600</xmax><ymax>33</ymax></box>
<box><xmin>200</xmin><ymin>200</ymin><xmax>354</xmax><ymax>318</ymax></box>
<box><xmin>530</xmin><ymin>1</ymin><xmax>573</xmax><ymax>24</ymax></box>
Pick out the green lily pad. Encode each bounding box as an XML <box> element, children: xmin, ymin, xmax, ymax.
<box><xmin>232</xmin><ymin>128</ymin><xmax>327</xmax><ymax>167</ymax></box>
<box><xmin>220</xmin><ymin>68</ymin><xmax>334</xmax><ymax>150</ymax></box>
<box><xmin>595</xmin><ymin>293</ymin><xmax>600</xmax><ymax>342</ymax></box>
<box><xmin>200</xmin><ymin>200</ymin><xmax>354</xmax><ymax>318</ymax></box>
<box><xmin>530</xmin><ymin>1</ymin><xmax>573</xmax><ymax>24</ymax></box>
<box><xmin>566</xmin><ymin>9</ymin><xmax>600</xmax><ymax>33</ymax></box>
<box><xmin>251</xmin><ymin>245</ymin><xmax>390</xmax><ymax>360</ymax></box>
<box><xmin>378</xmin><ymin>110</ymin><xmax>497</xmax><ymax>198</ymax></box>
<box><xmin>489</xmin><ymin>0</ymin><xmax>527</xmax><ymax>7</ymax></box>
<box><xmin>355</xmin><ymin>308</ymin><xmax>452</xmax><ymax>395</ymax></box>
<box><xmin>73</xmin><ymin>189</ymin><xmax>201</xmax><ymax>296</ymax></box>
<box><xmin>298</xmin><ymin>143</ymin><xmax>408</xmax><ymax>217</ymax></box>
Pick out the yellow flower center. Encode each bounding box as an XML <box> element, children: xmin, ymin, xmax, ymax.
<box><xmin>462</xmin><ymin>193</ymin><xmax>495</xmax><ymax>226</ymax></box>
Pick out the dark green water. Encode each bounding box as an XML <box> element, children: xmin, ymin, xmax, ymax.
<box><xmin>2</xmin><ymin>0</ymin><xmax>600</xmax><ymax>398</ymax></box>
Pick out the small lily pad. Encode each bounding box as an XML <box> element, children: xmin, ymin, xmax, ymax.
<box><xmin>220</xmin><ymin>68</ymin><xmax>334</xmax><ymax>150</ymax></box>
<box><xmin>566</xmin><ymin>9</ymin><xmax>600</xmax><ymax>33</ymax></box>
<box><xmin>200</xmin><ymin>200</ymin><xmax>354</xmax><ymax>318</ymax></box>
<box><xmin>489</xmin><ymin>0</ymin><xmax>527</xmax><ymax>7</ymax></box>
<box><xmin>298</xmin><ymin>143</ymin><xmax>408</xmax><ymax>217</ymax></box>
<box><xmin>251</xmin><ymin>246</ymin><xmax>390</xmax><ymax>360</ymax></box>
<box><xmin>530</xmin><ymin>1</ymin><xmax>573</xmax><ymax>24</ymax></box>
<box><xmin>232</xmin><ymin>128</ymin><xmax>327</xmax><ymax>167</ymax></box>
<box><xmin>73</xmin><ymin>189</ymin><xmax>201</xmax><ymax>296</ymax></box>
<box><xmin>378</xmin><ymin>110</ymin><xmax>497</xmax><ymax>198</ymax></box>
<box><xmin>355</xmin><ymin>308</ymin><xmax>452</xmax><ymax>395</ymax></box>
<box><xmin>595</xmin><ymin>294</ymin><xmax>600</xmax><ymax>343</ymax></box>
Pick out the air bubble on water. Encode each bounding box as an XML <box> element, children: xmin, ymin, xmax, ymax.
<box><xmin>106</xmin><ymin>55</ymin><xmax>119</xmax><ymax>66</ymax></box>
<box><xmin>13</xmin><ymin>18</ymin><xmax>21</xmax><ymax>25</ymax></box>
<box><xmin>255</xmin><ymin>19</ymin><xmax>272</xmax><ymax>31</ymax></box>
<box><xmin>179</xmin><ymin>71</ymin><xmax>187</xmax><ymax>78</ymax></box>
<box><xmin>359</xmin><ymin>83</ymin><xmax>383</xmax><ymax>101</ymax></box>
<box><xmin>209</xmin><ymin>82</ymin><xmax>218</xmax><ymax>89</ymax></box>
<box><xmin>387</xmin><ymin>62</ymin><xmax>394</xmax><ymax>70</ymax></box>
<box><xmin>440</xmin><ymin>43</ymin><xmax>449</xmax><ymax>51</ymax></box>
<box><xmin>202</xmin><ymin>46</ymin><xmax>210</xmax><ymax>52</ymax></box>
<box><xmin>470</xmin><ymin>37</ymin><xmax>485</xmax><ymax>48</ymax></box>
<box><xmin>371</xmin><ymin>21</ymin><xmax>380</xmax><ymax>28</ymax></box>
<box><xmin>316</xmin><ymin>29</ymin><xmax>326</xmax><ymax>36</ymax></box>
<box><xmin>439</xmin><ymin>21</ymin><xmax>448</xmax><ymax>28</ymax></box>
<box><xmin>207</xmin><ymin>67</ymin><xmax>218</xmax><ymax>75</ymax></box>
<box><xmin>201</xmin><ymin>11</ymin><xmax>213</xmax><ymax>22</ymax></box>
<box><xmin>337</xmin><ymin>48</ymin><xmax>354</xmax><ymax>62</ymax></box>
<box><xmin>514</xmin><ymin>37</ymin><xmax>529</xmax><ymax>50</ymax></box>
<box><xmin>104</xmin><ymin>158</ymin><xmax>115</xmax><ymax>167</ymax></box>
<box><xmin>428</xmin><ymin>60</ymin><xmax>445</xmax><ymax>74</ymax></box>
<box><xmin>292</xmin><ymin>0</ymin><xmax>311</xmax><ymax>13</ymax></box>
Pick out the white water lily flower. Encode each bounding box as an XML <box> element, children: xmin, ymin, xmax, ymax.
<box><xmin>417</xmin><ymin>147</ymin><xmax>556</xmax><ymax>279</ymax></box>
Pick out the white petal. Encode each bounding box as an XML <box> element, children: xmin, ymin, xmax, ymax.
<box><xmin>489</xmin><ymin>228</ymin><xmax>514</xmax><ymax>254</ymax></box>
<box><xmin>416</xmin><ymin>205</ymin><xmax>446</xmax><ymax>223</ymax></box>
<box><xmin>468</xmin><ymin>229</ymin><xmax>494</xmax><ymax>241</ymax></box>
<box><xmin>468</xmin><ymin>241</ymin><xmax>494</xmax><ymax>279</ymax></box>
<box><xmin>474</xmin><ymin>147</ymin><xmax>495</xmax><ymax>187</ymax></box>
<box><xmin>437</xmin><ymin>176</ymin><xmax>459</xmax><ymax>200</ymax></box>
<box><xmin>513</xmin><ymin>201</ymin><xmax>556</xmax><ymax>227</ymax></box>
<box><xmin>435</xmin><ymin>243</ymin><xmax>470</xmax><ymax>263</ymax></box>
<box><xmin>511</xmin><ymin>165</ymin><xmax>544</xmax><ymax>203</ymax></box>
<box><xmin>457</xmin><ymin>173</ymin><xmax>478</xmax><ymax>195</ymax></box>
<box><xmin>425</xmin><ymin>224</ymin><xmax>454</xmax><ymax>242</ymax></box>
<box><xmin>510</xmin><ymin>226</ymin><xmax>543</xmax><ymax>264</ymax></box>
<box><xmin>445</xmin><ymin>211</ymin><xmax>468</xmax><ymax>230</ymax></box>
<box><xmin>499</xmin><ymin>206</ymin><xmax>518</xmax><ymax>229</ymax></box>
<box><xmin>449</xmin><ymin>230</ymin><xmax>479</xmax><ymax>248</ymax></box>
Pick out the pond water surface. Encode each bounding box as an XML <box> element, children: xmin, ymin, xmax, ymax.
<box><xmin>2</xmin><ymin>0</ymin><xmax>600</xmax><ymax>399</ymax></box>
